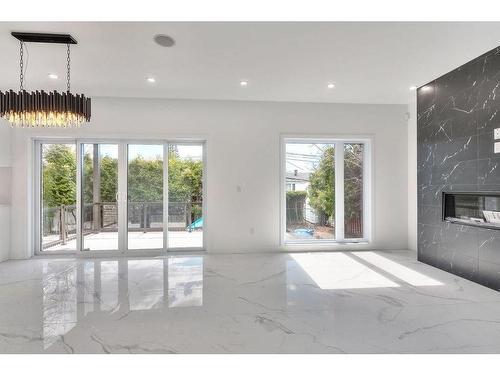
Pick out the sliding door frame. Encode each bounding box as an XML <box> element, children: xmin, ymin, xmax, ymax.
<box><xmin>125</xmin><ymin>141</ymin><xmax>166</xmax><ymax>255</ymax></box>
<box><xmin>34</xmin><ymin>139</ymin><xmax>78</xmax><ymax>255</ymax></box>
<box><xmin>33</xmin><ymin>138</ymin><xmax>207</xmax><ymax>257</ymax></box>
<box><xmin>165</xmin><ymin>141</ymin><xmax>207</xmax><ymax>254</ymax></box>
<box><xmin>77</xmin><ymin>140</ymin><xmax>122</xmax><ymax>254</ymax></box>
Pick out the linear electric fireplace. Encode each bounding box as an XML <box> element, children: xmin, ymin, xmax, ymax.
<box><xmin>443</xmin><ymin>192</ymin><xmax>500</xmax><ymax>230</ymax></box>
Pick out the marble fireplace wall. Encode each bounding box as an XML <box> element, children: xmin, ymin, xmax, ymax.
<box><xmin>417</xmin><ymin>46</ymin><xmax>500</xmax><ymax>291</ymax></box>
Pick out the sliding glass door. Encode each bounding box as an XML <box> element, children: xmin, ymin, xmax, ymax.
<box><xmin>81</xmin><ymin>143</ymin><xmax>119</xmax><ymax>251</ymax></box>
<box><xmin>127</xmin><ymin>144</ymin><xmax>164</xmax><ymax>250</ymax></box>
<box><xmin>40</xmin><ymin>142</ymin><xmax>77</xmax><ymax>252</ymax></box>
<box><xmin>35</xmin><ymin>140</ymin><xmax>205</xmax><ymax>255</ymax></box>
<box><xmin>168</xmin><ymin>144</ymin><xmax>204</xmax><ymax>249</ymax></box>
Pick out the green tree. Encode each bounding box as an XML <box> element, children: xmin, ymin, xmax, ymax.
<box><xmin>307</xmin><ymin>144</ymin><xmax>363</xmax><ymax>226</ymax></box>
<box><xmin>128</xmin><ymin>156</ymin><xmax>164</xmax><ymax>202</ymax></box>
<box><xmin>344</xmin><ymin>144</ymin><xmax>363</xmax><ymax>220</ymax></box>
<box><xmin>307</xmin><ymin>146</ymin><xmax>335</xmax><ymax>225</ymax></box>
<box><xmin>100</xmin><ymin>156</ymin><xmax>118</xmax><ymax>202</ymax></box>
<box><xmin>42</xmin><ymin>144</ymin><xmax>77</xmax><ymax>207</ymax></box>
<box><xmin>168</xmin><ymin>156</ymin><xmax>203</xmax><ymax>203</ymax></box>
<box><xmin>168</xmin><ymin>155</ymin><xmax>203</xmax><ymax>220</ymax></box>
<box><xmin>43</xmin><ymin>144</ymin><xmax>203</xmax><ymax>217</ymax></box>
<box><xmin>82</xmin><ymin>151</ymin><xmax>93</xmax><ymax>204</ymax></box>
<box><xmin>82</xmin><ymin>150</ymin><xmax>118</xmax><ymax>204</ymax></box>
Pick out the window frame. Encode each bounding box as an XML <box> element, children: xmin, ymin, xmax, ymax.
<box><xmin>280</xmin><ymin>135</ymin><xmax>373</xmax><ymax>246</ymax></box>
<box><xmin>33</xmin><ymin>138</ymin><xmax>207</xmax><ymax>257</ymax></box>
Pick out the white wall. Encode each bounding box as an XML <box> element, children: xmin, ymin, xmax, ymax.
<box><xmin>407</xmin><ymin>95</ymin><xmax>418</xmax><ymax>251</ymax></box>
<box><xmin>8</xmin><ymin>97</ymin><xmax>409</xmax><ymax>259</ymax></box>
<box><xmin>0</xmin><ymin>124</ymin><xmax>11</xmax><ymax>262</ymax></box>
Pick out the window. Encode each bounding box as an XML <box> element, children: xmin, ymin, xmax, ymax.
<box><xmin>285</xmin><ymin>142</ymin><xmax>336</xmax><ymax>241</ymax></box>
<box><xmin>344</xmin><ymin>143</ymin><xmax>364</xmax><ymax>239</ymax></box>
<box><xmin>282</xmin><ymin>138</ymin><xmax>370</xmax><ymax>244</ymax></box>
<box><xmin>34</xmin><ymin>140</ymin><xmax>206</xmax><ymax>254</ymax></box>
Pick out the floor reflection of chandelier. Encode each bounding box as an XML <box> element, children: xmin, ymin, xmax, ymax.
<box><xmin>0</xmin><ymin>32</ymin><xmax>91</xmax><ymax>128</ymax></box>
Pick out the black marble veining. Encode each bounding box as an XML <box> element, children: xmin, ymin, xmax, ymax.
<box><xmin>417</xmin><ymin>46</ymin><xmax>500</xmax><ymax>291</ymax></box>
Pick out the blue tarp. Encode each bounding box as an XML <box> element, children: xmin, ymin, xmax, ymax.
<box><xmin>293</xmin><ymin>228</ymin><xmax>314</xmax><ymax>237</ymax></box>
<box><xmin>187</xmin><ymin>217</ymin><xmax>203</xmax><ymax>230</ymax></box>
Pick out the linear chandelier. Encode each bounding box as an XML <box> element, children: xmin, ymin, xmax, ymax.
<box><xmin>0</xmin><ymin>32</ymin><xmax>91</xmax><ymax>128</ymax></box>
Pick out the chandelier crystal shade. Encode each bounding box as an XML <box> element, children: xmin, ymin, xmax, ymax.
<box><xmin>0</xmin><ymin>90</ymin><xmax>91</xmax><ymax>128</ymax></box>
<box><xmin>0</xmin><ymin>32</ymin><xmax>91</xmax><ymax>128</ymax></box>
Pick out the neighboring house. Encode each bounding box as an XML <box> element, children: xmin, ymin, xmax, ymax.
<box><xmin>285</xmin><ymin>170</ymin><xmax>309</xmax><ymax>192</ymax></box>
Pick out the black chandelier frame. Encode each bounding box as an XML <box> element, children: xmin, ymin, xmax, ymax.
<box><xmin>0</xmin><ymin>32</ymin><xmax>91</xmax><ymax>127</ymax></box>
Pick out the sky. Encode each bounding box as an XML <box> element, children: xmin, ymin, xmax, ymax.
<box><xmin>46</xmin><ymin>142</ymin><xmax>325</xmax><ymax>169</ymax></box>
<box><xmin>83</xmin><ymin>144</ymin><xmax>203</xmax><ymax>161</ymax></box>
<box><xmin>285</xmin><ymin>143</ymin><xmax>332</xmax><ymax>173</ymax></box>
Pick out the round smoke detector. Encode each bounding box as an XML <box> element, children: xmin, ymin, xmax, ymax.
<box><xmin>154</xmin><ymin>34</ymin><xmax>175</xmax><ymax>47</ymax></box>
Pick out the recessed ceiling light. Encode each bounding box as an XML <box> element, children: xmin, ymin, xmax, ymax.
<box><xmin>240</xmin><ymin>80</ymin><xmax>249</xmax><ymax>87</ymax></box>
<box><xmin>327</xmin><ymin>83</ymin><xmax>335</xmax><ymax>89</ymax></box>
<box><xmin>48</xmin><ymin>73</ymin><xmax>58</xmax><ymax>80</ymax></box>
<box><xmin>147</xmin><ymin>77</ymin><xmax>156</xmax><ymax>83</ymax></box>
<box><xmin>154</xmin><ymin>34</ymin><xmax>175</xmax><ymax>47</ymax></box>
<box><xmin>409</xmin><ymin>86</ymin><xmax>417</xmax><ymax>91</ymax></box>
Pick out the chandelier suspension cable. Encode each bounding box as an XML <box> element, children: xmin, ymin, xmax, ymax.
<box><xmin>66</xmin><ymin>43</ymin><xmax>70</xmax><ymax>92</ymax></box>
<box><xmin>19</xmin><ymin>41</ymin><xmax>24</xmax><ymax>91</ymax></box>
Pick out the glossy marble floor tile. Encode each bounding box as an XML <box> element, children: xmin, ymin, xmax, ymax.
<box><xmin>1</xmin><ymin>250</ymin><xmax>500</xmax><ymax>353</ymax></box>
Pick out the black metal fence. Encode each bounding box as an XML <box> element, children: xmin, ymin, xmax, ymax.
<box><xmin>42</xmin><ymin>205</ymin><xmax>77</xmax><ymax>249</ymax></box>
<box><xmin>42</xmin><ymin>201</ymin><xmax>203</xmax><ymax>249</ymax></box>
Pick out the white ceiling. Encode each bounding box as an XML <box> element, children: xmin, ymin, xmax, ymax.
<box><xmin>1</xmin><ymin>22</ymin><xmax>500</xmax><ymax>104</ymax></box>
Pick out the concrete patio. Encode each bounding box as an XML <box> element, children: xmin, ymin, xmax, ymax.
<box><xmin>43</xmin><ymin>231</ymin><xmax>203</xmax><ymax>251</ymax></box>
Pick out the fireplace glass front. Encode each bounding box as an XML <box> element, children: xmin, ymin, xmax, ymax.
<box><xmin>443</xmin><ymin>192</ymin><xmax>500</xmax><ymax>230</ymax></box>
